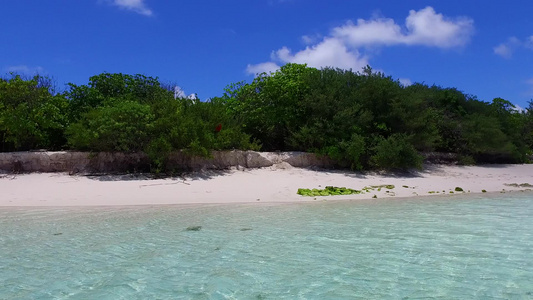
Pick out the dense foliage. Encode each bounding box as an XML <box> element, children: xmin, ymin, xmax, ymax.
<box><xmin>1</xmin><ymin>73</ymin><xmax>256</xmax><ymax>171</ymax></box>
<box><xmin>225</xmin><ymin>64</ymin><xmax>533</xmax><ymax>169</ymax></box>
<box><xmin>1</xmin><ymin>65</ymin><xmax>532</xmax><ymax>171</ymax></box>
<box><xmin>0</xmin><ymin>74</ymin><xmax>68</xmax><ymax>151</ymax></box>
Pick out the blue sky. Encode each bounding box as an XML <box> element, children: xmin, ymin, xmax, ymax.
<box><xmin>1</xmin><ymin>0</ymin><xmax>532</xmax><ymax>108</ymax></box>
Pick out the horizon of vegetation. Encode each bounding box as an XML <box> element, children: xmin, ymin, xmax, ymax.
<box><xmin>1</xmin><ymin>63</ymin><xmax>532</xmax><ymax>172</ymax></box>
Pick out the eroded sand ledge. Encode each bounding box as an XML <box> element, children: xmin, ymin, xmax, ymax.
<box><xmin>1</xmin><ymin>164</ymin><xmax>532</xmax><ymax>207</ymax></box>
<box><xmin>0</xmin><ymin>150</ymin><xmax>334</xmax><ymax>173</ymax></box>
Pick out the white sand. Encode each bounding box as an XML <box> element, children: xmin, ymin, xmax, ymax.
<box><xmin>1</xmin><ymin>164</ymin><xmax>532</xmax><ymax>207</ymax></box>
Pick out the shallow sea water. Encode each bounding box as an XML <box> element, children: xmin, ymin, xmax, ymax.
<box><xmin>1</xmin><ymin>194</ymin><xmax>532</xmax><ymax>299</ymax></box>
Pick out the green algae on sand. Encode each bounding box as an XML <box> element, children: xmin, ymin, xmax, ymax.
<box><xmin>297</xmin><ymin>186</ymin><xmax>361</xmax><ymax>197</ymax></box>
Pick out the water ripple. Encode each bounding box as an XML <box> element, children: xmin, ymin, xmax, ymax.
<box><xmin>0</xmin><ymin>194</ymin><xmax>532</xmax><ymax>299</ymax></box>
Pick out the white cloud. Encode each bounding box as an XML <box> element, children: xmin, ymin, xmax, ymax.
<box><xmin>494</xmin><ymin>36</ymin><xmax>533</xmax><ymax>58</ymax></box>
<box><xmin>173</xmin><ymin>86</ymin><xmax>196</xmax><ymax>100</ymax></box>
<box><xmin>301</xmin><ymin>34</ymin><xmax>321</xmax><ymax>45</ymax></box>
<box><xmin>333</xmin><ymin>6</ymin><xmax>474</xmax><ymax>48</ymax></box>
<box><xmin>512</xmin><ymin>104</ymin><xmax>525</xmax><ymax>113</ymax></box>
<box><xmin>399</xmin><ymin>78</ymin><xmax>412</xmax><ymax>86</ymax></box>
<box><xmin>111</xmin><ymin>0</ymin><xmax>152</xmax><ymax>16</ymax></box>
<box><xmin>493</xmin><ymin>37</ymin><xmax>521</xmax><ymax>59</ymax></box>
<box><xmin>246</xmin><ymin>62</ymin><xmax>281</xmax><ymax>75</ymax></box>
<box><xmin>246</xmin><ymin>38</ymin><xmax>369</xmax><ymax>75</ymax></box>
<box><xmin>494</xmin><ymin>43</ymin><xmax>513</xmax><ymax>59</ymax></box>
<box><xmin>275</xmin><ymin>38</ymin><xmax>369</xmax><ymax>70</ymax></box>
<box><xmin>246</xmin><ymin>7</ymin><xmax>473</xmax><ymax>76</ymax></box>
<box><xmin>4</xmin><ymin>65</ymin><xmax>45</xmax><ymax>75</ymax></box>
<box><xmin>173</xmin><ymin>86</ymin><xmax>186</xmax><ymax>99</ymax></box>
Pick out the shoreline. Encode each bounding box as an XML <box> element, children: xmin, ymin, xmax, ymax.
<box><xmin>2</xmin><ymin>191</ymin><xmax>531</xmax><ymax>211</ymax></box>
<box><xmin>1</xmin><ymin>164</ymin><xmax>532</xmax><ymax>207</ymax></box>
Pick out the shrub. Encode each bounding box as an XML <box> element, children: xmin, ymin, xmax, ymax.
<box><xmin>66</xmin><ymin>101</ymin><xmax>153</xmax><ymax>152</ymax></box>
<box><xmin>146</xmin><ymin>137</ymin><xmax>173</xmax><ymax>172</ymax></box>
<box><xmin>457</xmin><ymin>155</ymin><xmax>476</xmax><ymax>165</ymax></box>
<box><xmin>320</xmin><ymin>133</ymin><xmax>366</xmax><ymax>170</ymax></box>
<box><xmin>370</xmin><ymin>134</ymin><xmax>423</xmax><ymax>170</ymax></box>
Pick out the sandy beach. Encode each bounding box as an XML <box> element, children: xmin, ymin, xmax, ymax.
<box><xmin>1</xmin><ymin>164</ymin><xmax>532</xmax><ymax>207</ymax></box>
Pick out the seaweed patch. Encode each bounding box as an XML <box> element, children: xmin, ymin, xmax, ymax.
<box><xmin>297</xmin><ymin>186</ymin><xmax>361</xmax><ymax>197</ymax></box>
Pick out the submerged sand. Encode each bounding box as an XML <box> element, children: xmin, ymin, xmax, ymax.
<box><xmin>1</xmin><ymin>164</ymin><xmax>532</xmax><ymax>207</ymax></box>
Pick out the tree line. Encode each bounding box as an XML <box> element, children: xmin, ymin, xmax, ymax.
<box><xmin>1</xmin><ymin>64</ymin><xmax>532</xmax><ymax>171</ymax></box>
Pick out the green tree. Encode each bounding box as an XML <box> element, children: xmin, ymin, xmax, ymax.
<box><xmin>0</xmin><ymin>74</ymin><xmax>68</xmax><ymax>151</ymax></box>
<box><xmin>523</xmin><ymin>101</ymin><xmax>533</xmax><ymax>154</ymax></box>
<box><xmin>66</xmin><ymin>73</ymin><xmax>173</xmax><ymax>122</ymax></box>
<box><xmin>229</xmin><ymin>63</ymin><xmax>318</xmax><ymax>150</ymax></box>
<box><xmin>66</xmin><ymin>72</ymin><xmax>257</xmax><ymax>171</ymax></box>
<box><xmin>149</xmin><ymin>97</ymin><xmax>258</xmax><ymax>156</ymax></box>
<box><xmin>66</xmin><ymin>101</ymin><xmax>154</xmax><ymax>152</ymax></box>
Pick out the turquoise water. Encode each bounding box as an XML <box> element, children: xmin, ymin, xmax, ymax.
<box><xmin>1</xmin><ymin>194</ymin><xmax>532</xmax><ymax>299</ymax></box>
